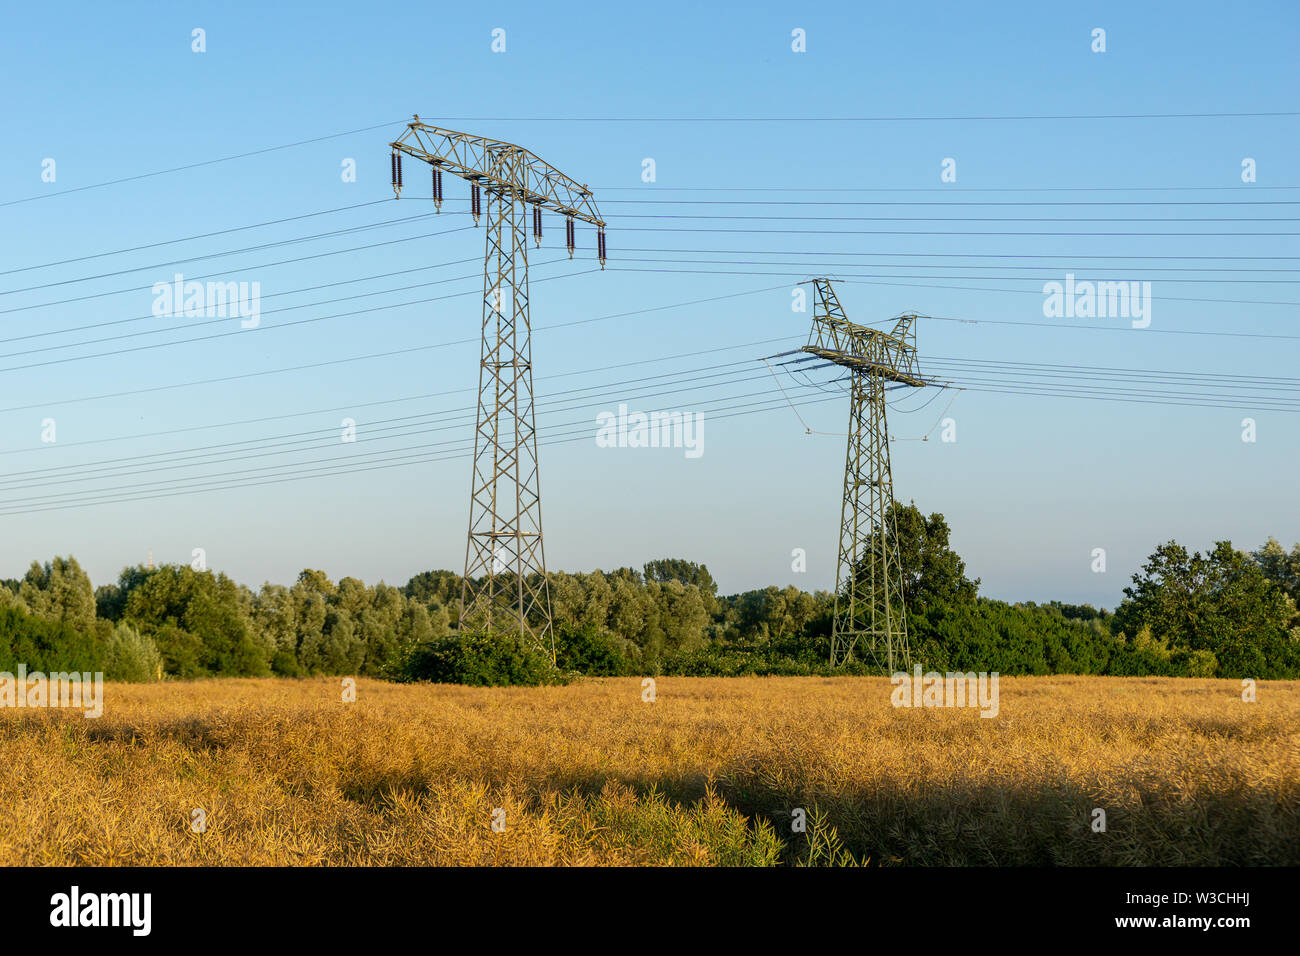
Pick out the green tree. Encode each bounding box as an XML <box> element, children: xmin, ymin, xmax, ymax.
<box><xmin>252</xmin><ymin>583</ymin><xmax>302</xmax><ymax>675</ymax></box>
<box><xmin>0</xmin><ymin>605</ymin><xmax>102</xmax><ymax>673</ymax></box>
<box><xmin>1254</xmin><ymin>537</ymin><xmax>1300</xmax><ymax>618</ymax></box>
<box><xmin>122</xmin><ymin>565</ymin><xmax>269</xmax><ymax>677</ymax></box>
<box><xmin>890</xmin><ymin>502</ymin><xmax>979</xmax><ymax>614</ymax></box>
<box><xmin>18</xmin><ymin>556</ymin><xmax>97</xmax><ymax>636</ymax></box>
<box><xmin>403</xmin><ymin>570</ymin><xmax>461</xmax><ymax>621</ymax></box>
<box><xmin>1114</xmin><ymin>540</ymin><xmax>1299</xmax><ymax>677</ymax></box>
<box><xmin>653</xmin><ymin>579</ymin><xmax>710</xmax><ymax>652</ymax></box>
<box><xmin>644</xmin><ymin>559</ymin><xmax>719</xmax><ymax>614</ymax></box>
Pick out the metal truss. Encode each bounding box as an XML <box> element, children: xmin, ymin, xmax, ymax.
<box><xmin>801</xmin><ymin>279</ymin><xmax>927</xmax><ymax>672</ymax></box>
<box><xmin>389</xmin><ymin>118</ymin><xmax>605</xmax><ymax>657</ymax></box>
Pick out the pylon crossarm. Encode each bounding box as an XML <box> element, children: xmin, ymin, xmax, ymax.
<box><xmin>800</xmin><ymin>346</ymin><xmax>928</xmax><ymax>387</ymax></box>
<box><xmin>391</xmin><ymin>120</ymin><xmax>604</xmax><ymax>226</ymax></box>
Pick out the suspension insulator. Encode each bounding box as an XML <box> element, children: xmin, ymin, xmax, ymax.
<box><xmin>565</xmin><ymin>217</ymin><xmax>575</xmax><ymax>258</ymax></box>
<box><xmin>471</xmin><ymin>182</ymin><xmax>481</xmax><ymax>225</ymax></box>
<box><xmin>532</xmin><ymin>205</ymin><xmax>542</xmax><ymax>246</ymax></box>
<box><xmin>390</xmin><ymin>152</ymin><xmax>400</xmax><ymax>198</ymax></box>
<box><xmin>434</xmin><ymin>167</ymin><xmax>443</xmax><ymax>209</ymax></box>
<box><xmin>597</xmin><ymin>229</ymin><xmax>607</xmax><ymax>269</ymax></box>
<box><xmin>396</xmin><ymin>153</ymin><xmax>403</xmax><ymax>190</ymax></box>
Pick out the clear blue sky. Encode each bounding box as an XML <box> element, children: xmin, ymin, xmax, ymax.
<box><xmin>0</xmin><ymin>0</ymin><xmax>1295</xmax><ymax>609</ymax></box>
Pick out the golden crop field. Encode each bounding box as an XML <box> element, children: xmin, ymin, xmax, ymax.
<box><xmin>1</xmin><ymin>675</ymin><xmax>1296</xmax><ymax>866</ymax></box>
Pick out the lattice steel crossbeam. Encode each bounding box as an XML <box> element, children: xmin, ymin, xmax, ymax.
<box><xmin>390</xmin><ymin>118</ymin><xmax>604</xmax><ymax>227</ymax></box>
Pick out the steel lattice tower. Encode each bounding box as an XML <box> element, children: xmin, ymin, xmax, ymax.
<box><xmin>800</xmin><ymin>279</ymin><xmax>927</xmax><ymax>671</ymax></box>
<box><xmin>390</xmin><ymin>117</ymin><xmax>605</xmax><ymax>657</ymax></box>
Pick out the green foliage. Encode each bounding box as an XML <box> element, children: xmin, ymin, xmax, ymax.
<box><xmin>120</xmin><ymin>566</ymin><xmax>270</xmax><ymax>678</ymax></box>
<box><xmin>402</xmin><ymin>630</ymin><xmax>564</xmax><ymax>687</ymax></box>
<box><xmin>1254</xmin><ymin>537</ymin><xmax>1300</xmax><ymax>606</ymax></box>
<box><xmin>0</xmin><ymin>606</ymin><xmax>103</xmax><ymax>673</ymax></box>
<box><xmin>573</xmin><ymin>784</ymin><xmax>784</xmax><ymax>866</ymax></box>
<box><xmin>18</xmin><ymin>556</ymin><xmax>97</xmax><ymax>636</ymax></box>
<box><xmin>103</xmin><ymin>622</ymin><xmax>163</xmax><ymax>682</ymax></box>
<box><xmin>797</xmin><ymin>807</ymin><xmax>863</xmax><ymax>867</ymax></box>
<box><xmin>402</xmin><ymin>570</ymin><xmax>462</xmax><ymax>623</ymax></box>
<box><xmin>4</xmin><ymin>517</ymin><xmax>1299</xmax><ymax>683</ymax></box>
<box><xmin>554</xmin><ymin>623</ymin><xmax>639</xmax><ymax>676</ymax></box>
<box><xmin>643</xmin><ymin>558</ymin><xmax>719</xmax><ymax>614</ymax></box>
<box><xmin>909</xmin><ymin>599</ymin><xmax>1106</xmax><ymax>675</ymax></box>
<box><xmin>1114</xmin><ymin>540</ymin><xmax>1300</xmax><ymax>678</ymax></box>
<box><xmin>891</xmin><ymin>502</ymin><xmax>979</xmax><ymax>612</ymax></box>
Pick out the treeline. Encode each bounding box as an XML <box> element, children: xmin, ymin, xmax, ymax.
<box><xmin>2</xmin><ymin>504</ymin><xmax>1298</xmax><ymax>683</ymax></box>
<box><xmin>1</xmin><ymin>561</ymin><xmax>445</xmax><ymax>681</ymax></box>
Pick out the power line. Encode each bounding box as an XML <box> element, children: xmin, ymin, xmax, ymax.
<box><xmin>0</xmin><ymin>200</ymin><xmax>393</xmax><ymax>278</ymax></box>
<box><xmin>608</xmin><ymin>265</ymin><xmax>1300</xmax><ymax>308</ymax></box>
<box><xmin>618</xmin><ymin>225</ymin><xmax>1300</xmax><ymax>237</ymax></box>
<box><xmin>0</xmin><ymin>257</ymin><xmax>485</xmax><ymax>347</ymax></box>
<box><xmin>9</xmin><ymin>192</ymin><xmax>1289</xmax><ymax>282</ymax></box>
<box><xmin>0</xmin><ymin>359</ymin><xmax>784</xmax><ymax>483</ymax></box>
<box><xmin>0</xmin><ymin>120</ymin><xmax>403</xmax><ymax>209</ymax></box>
<box><xmin>432</xmin><ymin>110</ymin><xmax>1300</xmax><ymax>122</ymax></box>
<box><xmin>0</xmin><ymin>263</ymin><xmax>585</xmax><ymax>374</ymax></box>
<box><xmin>0</xmin><ymin>284</ymin><xmax>791</xmax><ymax>414</ymax></box>
<box><xmin>598</xmin><ymin>244</ymin><xmax>1300</xmax><ymax>261</ymax></box>
<box><xmin>598</xmin><ymin>184</ymin><xmax>1300</xmax><ymax>193</ymax></box>
<box><xmin>0</xmin><ymin>259</ymin><xmax>487</xmax><ymax>359</ymax></box>
<box><xmin>11</xmin><ymin>247</ymin><xmax>1291</xmax><ymax>357</ymax></box>
<box><xmin>3</xmin><ymin>257</ymin><xmax>1293</xmax><ymax>377</ymax></box>
<box><xmin>925</xmin><ymin>355</ymin><xmax>1300</xmax><ymax>385</ymax></box>
<box><xmin>0</xmin><ymin>222</ymin><xmax>475</xmax><ymax>319</ymax></box>
<box><xmin>838</xmin><ymin>276</ymin><xmax>1300</xmax><ymax>312</ymax></box>
<box><xmin>5</xmin><ymin>350</ymin><xmax>1295</xmax><ymax>498</ymax></box>
<box><xmin>0</xmin><ymin>334</ymin><xmax>802</xmax><ymax>458</ymax></box>
<box><xmin>3</xmin><ymin>351</ymin><xmax>1295</xmax><ymax>516</ymax></box>
<box><xmin>609</xmin><ymin>213</ymin><xmax>1300</xmax><ymax>224</ymax></box>
<box><xmin>0</xmin><ymin>208</ymin><xmax>446</xmax><ymax>297</ymax></box>
<box><xmin>2</xmin><ymin>257</ymin><xmax>1292</xmax><ymax>392</ymax></box>
<box><xmin>905</xmin><ymin>311</ymin><xmax>1300</xmax><ymax>340</ymax></box>
<box><xmin>0</xmin><ymin>388</ymin><xmax>843</xmax><ymax>517</ymax></box>
<box><xmin>12</xmin><ymin>355</ymin><xmax>1290</xmax><ymax>519</ymax></box>
<box><xmin>596</xmin><ymin>197</ymin><xmax>1300</xmax><ymax>207</ymax></box>
<box><xmin>605</xmin><ymin>255</ymin><xmax>1300</xmax><ymax>283</ymax></box>
<box><xmin>3</xmin><ymin>213</ymin><xmax>1291</xmax><ymax>319</ymax></box>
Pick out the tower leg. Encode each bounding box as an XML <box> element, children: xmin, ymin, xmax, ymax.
<box><xmin>831</xmin><ymin>372</ymin><xmax>909</xmax><ymax>672</ymax></box>
<box><xmin>460</xmin><ymin>179</ymin><xmax>555</xmax><ymax>658</ymax></box>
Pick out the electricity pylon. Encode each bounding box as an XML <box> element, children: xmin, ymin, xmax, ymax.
<box><xmin>800</xmin><ymin>279</ymin><xmax>927</xmax><ymax>672</ymax></box>
<box><xmin>390</xmin><ymin>116</ymin><xmax>606</xmax><ymax>658</ymax></box>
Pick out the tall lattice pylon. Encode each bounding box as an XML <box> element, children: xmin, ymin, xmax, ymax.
<box><xmin>390</xmin><ymin>117</ymin><xmax>606</xmax><ymax>657</ymax></box>
<box><xmin>800</xmin><ymin>279</ymin><xmax>927</xmax><ymax>671</ymax></box>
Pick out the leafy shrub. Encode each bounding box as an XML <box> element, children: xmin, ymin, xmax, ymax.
<box><xmin>402</xmin><ymin>630</ymin><xmax>564</xmax><ymax>686</ymax></box>
<box><xmin>103</xmin><ymin>622</ymin><xmax>163</xmax><ymax>682</ymax></box>
<box><xmin>554</xmin><ymin>624</ymin><xmax>639</xmax><ymax>676</ymax></box>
